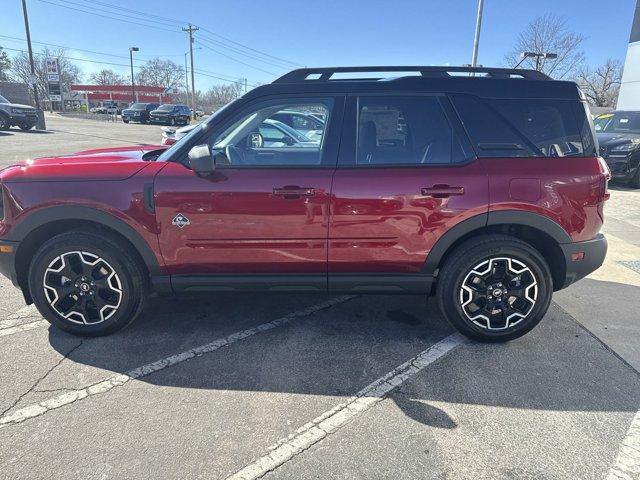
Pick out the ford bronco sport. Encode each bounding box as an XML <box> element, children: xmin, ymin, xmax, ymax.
<box><xmin>0</xmin><ymin>66</ymin><xmax>609</xmax><ymax>341</ymax></box>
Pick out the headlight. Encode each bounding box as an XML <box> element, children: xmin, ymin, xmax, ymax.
<box><xmin>11</xmin><ymin>108</ymin><xmax>23</xmax><ymax>114</ymax></box>
<box><xmin>611</xmin><ymin>142</ymin><xmax>639</xmax><ymax>153</ymax></box>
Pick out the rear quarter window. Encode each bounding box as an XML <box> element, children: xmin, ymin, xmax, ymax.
<box><xmin>450</xmin><ymin>94</ymin><xmax>590</xmax><ymax>158</ymax></box>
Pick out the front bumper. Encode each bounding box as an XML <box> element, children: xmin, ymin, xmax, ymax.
<box><xmin>604</xmin><ymin>156</ymin><xmax>638</xmax><ymax>182</ymax></box>
<box><xmin>9</xmin><ymin>112</ymin><xmax>38</xmax><ymax>126</ymax></box>
<box><xmin>0</xmin><ymin>240</ymin><xmax>20</xmax><ymax>287</ymax></box>
<box><xmin>557</xmin><ymin>234</ymin><xmax>607</xmax><ymax>290</ymax></box>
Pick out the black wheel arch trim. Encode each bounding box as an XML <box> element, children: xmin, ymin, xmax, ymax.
<box><xmin>8</xmin><ymin>206</ymin><xmax>163</xmax><ymax>275</ymax></box>
<box><xmin>422</xmin><ymin>210</ymin><xmax>572</xmax><ymax>275</ymax></box>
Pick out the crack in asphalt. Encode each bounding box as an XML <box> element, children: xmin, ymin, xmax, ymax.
<box><xmin>0</xmin><ymin>339</ymin><xmax>84</xmax><ymax>419</ymax></box>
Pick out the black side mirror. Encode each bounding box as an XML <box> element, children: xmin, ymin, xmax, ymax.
<box><xmin>188</xmin><ymin>144</ymin><xmax>215</xmax><ymax>176</ymax></box>
<box><xmin>282</xmin><ymin>136</ymin><xmax>295</xmax><ymax>146</ymax></box>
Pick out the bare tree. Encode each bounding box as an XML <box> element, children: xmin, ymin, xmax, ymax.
<box><xmin>505</xmin><ymin>13</ymin><xmax>585</xmax><ymax>79</ymax></box>
<box><xmin>135</xmin><ymin>58</ymin><xmax>184</xmax><ymax>88</ymax></box>
<box><xmin>0</xmin><ymin>46</ymin><xmax>11</xmax><ymax>82</ymax></box>
<box><xmin>10</xmin><ymin>47</ymin><xmax>82</xmax><ymax>101</ymax></box>
<box><xmin>88</xmin><ymin>69</ymin><xmax>126</xmax><ymax>85</ymax></box>
<box><xmin>576</xmin><ymin>59</ymin><xmax>623</xmax><ymax>107</ymax></box>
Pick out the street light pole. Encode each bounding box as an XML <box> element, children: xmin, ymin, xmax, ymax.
<box><xmin>470</xmin><ymin>0</ymin><xmax>485</xmax><ymax>67</ymax></box>
<box><xmin>182</xmin><ymin>24</ymin><xmax>199</xmax><ymax>119</ymax></box>
<box><xmin>129</xmin><ymin>47</ymin><xmax>139</xmax><ymax>104</ymax></box>
<box><xmin>21</xmin><ymin>0</ymin><xmax>45</xmax><ymax>129</ymax></box>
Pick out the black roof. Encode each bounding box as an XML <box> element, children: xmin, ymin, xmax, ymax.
<box><xmin>245</xmin><ymin>66</ymin><xmax>582</xmax><ymax>101</ymax></box>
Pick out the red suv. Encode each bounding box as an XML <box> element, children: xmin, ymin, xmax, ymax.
<box><xmin>0</xmin><ymin>66</ymin><xmax>609</xmax><ymax>341</ymax></box>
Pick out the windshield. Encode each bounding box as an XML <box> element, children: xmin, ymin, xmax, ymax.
<box><xmin>156</xmin><ymin>101</ymin><xmax>236</xmax><ymax>162</ymax></box>
<box><xmin>0</xmin><ymin>94</ymin><xmax>9</xmax><ymax>103</ymax></box>
<box><xmin>130</xmin><ymin>103</ymin><xmax>146</xmax><ymax>109</ymax></box>
<box><xmin>157</xmin><ymin>104</ymin><xmax>175</xmax><ymax>111</ymax></box>
<box><xmin>596</xmin><ymin>112</ymin><xmax>640</xmax><ymax>134</ymax></box>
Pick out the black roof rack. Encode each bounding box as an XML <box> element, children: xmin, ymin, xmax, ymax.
<box><xmin>273</xmin><ymin>66</ymin><xmax>551</xmax><ymax>83</ymax></box>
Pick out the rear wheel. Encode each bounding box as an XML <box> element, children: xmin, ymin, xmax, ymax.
<box><xmin>437</xmin><ymin>234</ymin><xmax>553</xmax><ymax>342</ymax></box>
<box><xmin>28</xmin><ymin>231</ymin><xmax>148</xmax><ymax>336</ymax></box>
<box><xmin>19</xmin><ymin>123</ymin><xmax>34</xmax><ymax>131</ymax></box>
<box><xmin>123</xmin><ymin>118</ymin><xmax>129</xmax><ymax>123</ymax></box>
<box><xmin>630</xmin><ymin>166</ymin><xmax>640</xmax><ymax>189</ymax></box>
<box><xmin>0</xmin><ymin>113</ymin><xmax>9</xmax><ymax>130</ymax></box>
<box><xmin>169</xmin><ymin>117</ymin><xmax>176</xmax><ymax>126</ymax></box>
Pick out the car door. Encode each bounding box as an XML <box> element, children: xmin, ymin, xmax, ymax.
<box><xmin>328</xmin><ymin>94</ymin><xmax>488</xmax><ymax>291</ymax></box>
<box><xmin>154</xmin><ymin>96</ymin><xmax>344</xmax><ymax>290</ymax></box>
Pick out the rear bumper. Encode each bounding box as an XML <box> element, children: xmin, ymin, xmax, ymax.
<box><xmin>0</xmin><ymin>240</ymin><xmax>20</xmax><ymax>287</ymax></box>
<box><xmin>557</xmin><ymin>234</ymin><xmax>607</xmax><ymax>290</ymax></box>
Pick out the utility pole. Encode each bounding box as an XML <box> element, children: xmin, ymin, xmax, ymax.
<box><xmin>182</xmin><ymin>24</ymin><xmax>198</xmax><ymax>119</ymax></box>
<box><xmin>21</xmin><ymin>0</ymin><xmax>45</xmax><ymax>129</ymax></box>
<box><xmin>184</xmin><ymin>52</ymin><xmax>189</xmax><ymax>97</ymax></box>
<box><xmin>470</xmin><ymin>0</ymin><xmax>485</xmax><ymax>68</ymax></box>
<box><xmin>129</xmin><ymin>47</ymin><xmax>139</xmax><ymax>104</ymax></box>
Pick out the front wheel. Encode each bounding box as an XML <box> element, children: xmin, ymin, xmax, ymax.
<box><xmin>630</xmin><ymin>166</ymin><xmax>640</xmax><ymax>189</ymax></box>
<box><xmin>28</xmin><ymin>231</ymin><xmax>148</xmax><ymax>336</ymax></box>
<box><xmin>437</xmin><ymin>234</ymin><xmax>553</xmax><ymax>342</ymax></box>
<box><xmin>0</xmin><ymin>114</ymin><xmax>10</xmax><ymax>130</ymax></box>
<box><xmin>19</xmin><ymin>123</ymin><xmax>35</xmax><ymax>131</ymax></box>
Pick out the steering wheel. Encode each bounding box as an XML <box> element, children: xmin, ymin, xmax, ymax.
<box><xmin>225</xmin><ymin>145</ymin><xmax>245</xmax><ymax>165</ymax></box>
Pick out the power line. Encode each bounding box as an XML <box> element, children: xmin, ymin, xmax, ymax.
<box><xmin>37</xmin><ymin>0</ymin><xmax>181</xmax><ymax>33</ymax></box>
<box><xmin>195</xmin><ymin>40</ymin><xmax>277</xmax><ymax>76</ymax></box>
<box><xmin>196</xmin><ymin>32</ymin><xmax>294</xmax><ymax>70</ymax></box>
<box><xmin>0</xmin><ymin>34</ymin><xmax>185</xmax><ymax>60</ymax></box>
<box><xmin>66</xmin><ymin>0</ymin><xmax>302</xmax><ymax>67</ymax></box>
<box><xmin>5</xmin><ymin>46</ymin><xmax>259</xmax><ymax>87</ymax></box>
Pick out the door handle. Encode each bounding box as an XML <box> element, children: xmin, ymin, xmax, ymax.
<box><xmin>420</xmin><ymin>185</ymin><xmax>465</xmax><ymax>198</ymax></box>
<box><xmin>273</xmin><ymin>186</ymin><xmax>315</xmax><ymax>199</ymax></box>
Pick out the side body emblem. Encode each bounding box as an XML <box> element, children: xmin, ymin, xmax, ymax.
<box><xmin>172</xmin><ymin>213</ymin><xmax>190</xmax><ymax>228</ymax></box>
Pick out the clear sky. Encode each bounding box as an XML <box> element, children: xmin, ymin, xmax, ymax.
<box><xmin>0</xmin><ymin>0</ymin><xmax>636</xmax><ymax>89</ymax></box>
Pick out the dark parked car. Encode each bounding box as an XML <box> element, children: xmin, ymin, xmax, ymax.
<box><xmin>595</xmin><ymin>111</ymin><xmax>640</xmax><ymax>188</ymax></box>
<box><xmin>0</xmin><ymin>93</ymin><xmax>38</xmax><ymax>130</ymax></box>
<box><xmin>0</xmin><ymin>66</ymin><xmax>609</xmax><ymax>341</ymax></box>
<box><xmin>149</xmin><ymin>104</ymin><xmax>191</xmax><ymax>126</ymax></box>
<box><xmin>121</xmin><ymin>103</ymin><xmax>159</xmax><ymax>124</ymax></box>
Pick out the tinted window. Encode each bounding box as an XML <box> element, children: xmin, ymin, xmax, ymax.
<box><xmin>208</xmin><ymin>100</ymin><xmax>332</xmax><ymax>166</ymax></box>
<box><xmin>356</xmin><ymin>96</ymin><xmax>456</xmax><ymax>165</ymax></box>
<box><xmin>451</xmin><ymin>95</ymin><xmax>586</xmax><ymax>157</ymax></box>
<box><xmin>598</xmin><ymin>112</ymin><xmax>640</xmax><ymax>134</ymax></box>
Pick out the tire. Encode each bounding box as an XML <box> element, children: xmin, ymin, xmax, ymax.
<box><xmin>630</xmin><ymin>166</ymin><xmax>640</xmax><ymax>189</ymax></box>
<box><xmin>169</xmin><ymin>117</ymin><xmax>176</xmax><ymax>126</ymax></box>
<box><xmin>19</xmin><ymin>123</ymin><xmax>34</xmax><ymax>131</ymax></box>
<box><xmin>28</xmin><ymin>231</ymin><xmax>148</xmax><ymax>336</ymax></box>
<box><xmin>0</xmin><ymin>113</ymin><xmax>10</xmax><ymax>131</ymax></box>
<box><xmin>437</xmin><ymin>234</ymin><xmax>553</xmax><ymax>343</ymax></box>
<box><xmin>123</xmin><ymin>119</ymin><xmax>129</xmax><ymax>123</ymax></box>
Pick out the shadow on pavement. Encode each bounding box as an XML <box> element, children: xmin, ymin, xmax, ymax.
<box><xmin>45</xmin><ymin>286</ymin><xmax>640</xmax><ymax>429</ymax></box>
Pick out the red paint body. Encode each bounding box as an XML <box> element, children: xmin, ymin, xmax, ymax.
<box><xmin>0</xmin><ymin>143</ymin><xmax>609</xmax><ymax>286</ymax></box>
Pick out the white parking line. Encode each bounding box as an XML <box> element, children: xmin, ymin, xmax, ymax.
<box><xmin>227</xmin><ymin>333</ymin><xmax>465</xmax><ymax>480</ymax></box>
<box><xmin>0</xmin><ymin>305</ymin><xmax>47</xmax><ymax>338</ymax></box>
<box><xmin>0</xmin><ymin>305</ymin><xmax>40</xmax><ymax>329</ymax></box>
<box><xmin>0</xmin><ymin>320</ymin><xmax>49</xmax><ymax>338</ymax></box>
<box><xmin>607</xmin><ymin>408</ymin><xmax>640</xmax><ymax>480</ymax></box>
<box><xmin>0</xmin><ymin>295</ymin><xmax>354</xmax><ymax>429</ymax></box>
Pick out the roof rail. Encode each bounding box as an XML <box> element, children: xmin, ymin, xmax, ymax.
<box><xmin>273</xmin><ymin>66</ymin><xmax>551</xmax><ymax>83</ymax></box>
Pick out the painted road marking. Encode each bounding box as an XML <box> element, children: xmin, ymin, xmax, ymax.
<box><xmin>0</xmin><ymin>305</ymin><xmax>47</xmax><ymax>338</ymax></box>
<box><xmin>607</xmin><ymin>408</ymin><xmax>640</xmax><ymax>480</ymax></box>
<box><xmin>0</xmin><ymin>296</ymin><xmax>354</xmax><ymax>428</ymax></box>
<box><xmin>0</xmin><ymin>320</ymin><xmax>49</xmax><ymax>338</ymax></box>
<box><xmin>0</xmin><ymin>305</ymin><xmax>40</xmax><ymax>329</ymax></box>
<box><xmin>227</xmin><ymin>333</ymin><xmax>465</xmax><ymax>480</ymax></box>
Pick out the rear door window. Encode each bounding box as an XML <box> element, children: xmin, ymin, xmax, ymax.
<box><xmin>451</xmin><ymin>94</ymin><xmax>586</xmax><ymax>157</ymax></box>
<box><xmin>352</xmin><ymin>96</ymin><xmax>464</xmax><ymax>166</ymax></box>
